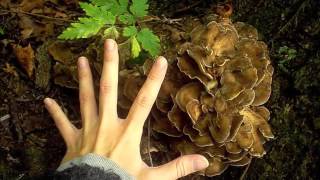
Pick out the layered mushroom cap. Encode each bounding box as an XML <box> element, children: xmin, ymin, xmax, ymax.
<box><xmin>118</xmin><ymin>18</ymin><xmax>274</xmax><ymax>176</ymax></box>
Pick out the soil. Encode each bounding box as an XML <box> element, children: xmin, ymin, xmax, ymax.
<box><xmin>0</xmin><ymin>0</ymin><xmax>319</xmax><ymax>179</ymax></box>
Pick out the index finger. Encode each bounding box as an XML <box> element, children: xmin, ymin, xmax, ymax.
<box><xmin>126</xmin><ymin>57</ymin><xmax>167</xmax><ymax>136</ymax></box>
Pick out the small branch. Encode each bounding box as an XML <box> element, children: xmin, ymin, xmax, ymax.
<box><xmin>0</xmin><ymin>9</ymin><xmax>74</xmax><ymax>22</ymax></box>
<box><xmin>273</xmin><ymin>0</ymin><xmax>310</xmax><ymax>40</ymax></box>
<box><xmin>118</xmin><ymin>38</ymin><xmax>132</xmax><ymax>47</ymax></box>
<box><xmin>174</xmin><ymin>1</ymin><xmax>202</xmax><ymax>14</ymax></box>
<box><xmin>240</xmin><ymin>159</ymin><xmax>252</xmax><ymax>180</ymax></box>
<box><xmin>0</xmin><ymin>12</ymin><xmax>9</xmax><ymax>16</ymax></box>
<box><xmin>0</xmin><ymin>114</ymin><xmax>10</xmax><ymax>122</ymax></box>
<box><xmin>139</xmin><ymin>16</ymin><xmax>183</xmax><ymax>25</ymax></box>
<box><xmin>147</xmin><ymin>117</ymin><xmax>154</xmax><ymax>167</ymax></box>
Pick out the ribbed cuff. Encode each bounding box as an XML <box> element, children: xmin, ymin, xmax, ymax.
<box><xmin>57</xmin><ymin>153</ymin><xmax>135</xmax><ymax>180</ymax></box>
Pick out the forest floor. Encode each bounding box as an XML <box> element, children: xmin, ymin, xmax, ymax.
<box><xmin>0</xmin><ymin>0</ymin><xmax>319</xmax><ymax>179</ymax></box>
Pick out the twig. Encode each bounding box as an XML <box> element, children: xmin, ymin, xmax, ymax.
<box><xmin>118</xmin><ymin>38</ymin><xmax>131</xmax><ymax>47</ymax></box>
<box><xmin>147</xmin><ymin>117</ymin><xmax>154</xmax><ymax>167</ymax></box>
<box><xmin>9</xmin><ymin>99</ymin><xmax>24</xmax><ymax>143</ymax></box>
<box><xmin>0</xmin><ymin>12</ymin><xmax>9</xmax><ymax>16</ymax></box>
<box><xmin>174</xmin><ymin>1</ymin><xmax>202</xmax><ymax>14</ymax></box>
<box><xmin>0</xmin><ymin>114</ymin><xmax>11</xmax><ymax>122</ymax></box>
<box><xmin>0</xmin><ymin>9</ymin><xmax>74</xmax><ymax>22</ymax></box>
<box><xmin>273</xmin><ymin>0</ymin><xmax>310</xmax><ymax>40</ymax></box>
<box><xmin>139</xmin><ymin>16</ymin><xmax>183</xmax><ymax>25</ymax></box>
<box><xmin>240</xmin><ymin>159</ymin><xmax>252</xmax><ymax>180</ymax></box>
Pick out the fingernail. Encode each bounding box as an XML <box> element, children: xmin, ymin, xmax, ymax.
<box><xmin>78</xmin><ymin>57</ymin><xmax>87</xmax><ymax>68</ymax></box>
<box><xmin>156</xmin><ymin>56</ymin><xmax>167</xmax><ymax>68</ymax></box>
<box><xmin>105</xmin><ymin>39</ymin><xmax>115</xmax><ymax>51</ymax></box>
<box><xmin>193</xmin><ymin>156</ymin><xmax>209</xmax><ymax>171</ymax></box>
<box><xmin>44</xmin><ymin>98</ymin><xmax>52</xmax><ymax>106</ymax></box>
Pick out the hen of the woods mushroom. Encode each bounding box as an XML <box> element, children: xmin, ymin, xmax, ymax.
<box><xmin>118</xmin><ymin>6</ymin><xmax>274</xmax><ymax>177</ymax></box>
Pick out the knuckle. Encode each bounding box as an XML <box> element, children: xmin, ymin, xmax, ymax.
<box><xmin>104</xmin><ymin>52</ymin><xmax>118</xmax><ymax>62</ymax></box>
<box><xmin>79</xmin><ymin>91</ymin><xmax>90</xmax><ymax>104</ymax></box>
<box><xmin>147</xmin><ymin>71</ymin><xmax>161</xmax><ymax>82</ymax></box>
<box><xmin>135</xmin><ymin>94</ymin><xmax>152</xmax><ymax>109</ymax></box>
<box><xmin>99</xmin><ymin>80</ymin><xmax>113</xmax><ymax>95</ymax></box>
<box><xmin>78</xmin><ymin>69</ymin><xmax>89</xmax><ymax>80</ymax></box>
<box><xmin>176</xmin><ymin>158</ymin><xmax>187</xmax><ymax>178</ymax></box>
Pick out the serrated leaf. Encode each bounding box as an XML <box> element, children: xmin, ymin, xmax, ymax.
<box><xmin>79</xmin><ymin>2</ymin><xmax>100</xmax><ymax>17</ymax></box>
<box><xmin>123</xmin><ymin>26</ymin><xmax>137</xmax><ymax>37</ymax></box>
<box><xmin>98</xmin><ymin>11</ymin><xmax>116</xmax><ymax>25</ymax></box>
<box><xmin>119</xmin><ymin>0</ymin><xmax>128</xmax><ymax>8</ymax></box>
<box><xmin>104</xmin><ymin>26</ymin><xmax>119</xmax><ymax>39</ymax></box>
<box><xmin>136</xmin><ymin>28</ymin><xmax>160</xmax><ymax>57</ymax></box>
<box><xmin>58</xmin><ymin>18</ymin><xmax>105</xmax><ymax>39</ymax></box>
<box><xmin>131</xmin><ymin>36</ymin><xmax>141</xmax><ymax>58</ymax></box>
<box><xmin>80</xmin><ymin>3</ymin><xmax>116</xmax><ymax>25</ymax></box>
<box><xmin>108</xmin><ymin>0</ymin><xmax>128</xmax><ymax>15</ymax></box>
<box><xmin>130</xmin><ymin>0</ymin><xmax>148</xmax><ymax>18</ymax></box>
<box><xmin>119</xmin><ymin>13</ymin><xmax>136</xmax><ymax>24</ymax></box>
<box><xmin>90</xmin><ymin>0</ymin><xmax>115</xmax><ymax>7</ymax></box>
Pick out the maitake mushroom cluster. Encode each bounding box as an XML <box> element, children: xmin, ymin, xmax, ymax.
<box><xmin>119</xmin><ymin>14</ymin><xmax>274</xmax><ymax>177</ymax></box>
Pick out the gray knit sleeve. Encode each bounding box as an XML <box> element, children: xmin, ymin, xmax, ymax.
<box><xmin>56</xmin><ymin>153</ymin><xmax>135</xmax><ymax>180</ymax></box>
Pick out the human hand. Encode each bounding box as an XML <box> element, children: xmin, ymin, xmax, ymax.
<box><xmin>44</xmin><ymin>39</ymin><xmax>209</xmax><ymax>179</ymax></box>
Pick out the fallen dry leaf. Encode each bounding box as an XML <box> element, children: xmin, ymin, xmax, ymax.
<box><xmin>0</xmin><ymin>0</ymin><xmax>10</xmax><ymax>8</ymax></box>
<box><xmin>63</xmin><ymin>0</ymin><xmax>79</xmax><ymax>5</ymax></box>
<box><xmin>2</xmin><ymin>63</ymin><xmax>18</xmax><ymax>77</ymax></box>
<box><xmin>18</xmin><ymin>0</ymin><xmax>44</xmax><ymax>12</ymax></box>
<box><xmin>12</xmin><ymin>43</ymin><xmax>35</xmax><ymax>78</ymax></box>
<box><xmin>54</xmin><ymin>11</ymin><xmax>68</xmax><ymax>18</ymax></box>
<box><xmin>18</xmin><ymin>15</ymin><xmax>54</xmax><ymax>40</ymax></box>
<box><xmin>48</xmin><ymin>41</ymin><xmax>76</xmax><ymax>65</ymax></box>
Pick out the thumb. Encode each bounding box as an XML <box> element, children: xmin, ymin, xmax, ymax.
<box><xmin>148</xmin><ymin>154</ymin><xmax>209</xmax><ymax>180</ymax></box>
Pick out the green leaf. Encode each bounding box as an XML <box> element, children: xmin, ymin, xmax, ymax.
<box><xmin>90</xmin><ymin>0</ymin><xmax>115</xmax><ymax>7</ymax></box>
<box><xmin>104</xmin><ymin>26</ymin><xmax>119</xmax><ymax>39</ymax></box>
<box><xmin>58</xmin><ymin>18</ymin><xmax>105</xmax><ymax>39</ymax></box>
<box><xmin>127</xmin><ymin>51</ymin><xmax>149</xmax><ymax>65</ymax></box>
<box><xmin>119</xmin><ymin>13</ymin><xmax>136</xmax><ymax>24</ymax></box>
<box><xmin>131</xmin><ymin>36</ymin><xmax>141</xmax><ymax>58</ymax></box>
<box><xmin>130</xmin><ymin>0</ymin><xmax>148</xmax><ymax>17</ymax></box>
<box><xmin>0</xmin><ymin>27</ymin><xmax>4</xmax><ymax>35</ymax></box>
<box><xmin>79</xmin><ymin>3</ymin><xmax>116</xmax><ymax>25</ymax></box>
<box><xmin>119</xmin><ymin>0</ymin><xmax>128</xmax><ymax>9</ymax></box>
<box><xmin>98</xmin><ymin>11</ymin><xmax>116</xmax><ymax>25</ymax></box>
<box><xmin>123</xmin><ymin>26</ymin><xmax>137</xmax><ymax>37</ymax></box>
<box><xmin>79</xmin><ymin>2</ymin><xmax>100</xmax><ymax>17</ymax></box>
<box><xmin>108</xmin><ymin>0</ymin><xmax>128</xmax><ymax>16</ymax></box>
<box><xmin>278</xmin><ymin>46</ymin><xmax>289</xmax><ymax>54</ymax></box>
<box><xmin>136</xmin><ymin>28</ymin><xmax>160</xmax><ymax>57</ymax></box>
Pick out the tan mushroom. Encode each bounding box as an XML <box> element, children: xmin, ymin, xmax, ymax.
<box><xmin>183</xmin><ymin>125</ymin><xmax>214</xmax><ymax>147</ymax></box>
<box><xmin>168</xmin><ymin>104</ymin><xmax>188</xmax><ymax>131</ymax></box>
<box><xmin>234</xmin><ymin>22</ymin><xmax>258</xmax><ymax>40</ymax></box>
<box><xmin>252</xmin><ymin>65</ymin><xmax>273</xmax><ymax>106</ymax></box>
<box><xmin>151</xmin><ymin>108</ymin><xmax>182</xmax><ymax>137</ymax></box>
<box><xmin>175</xmin><ymin>82</ymin><xmax>203</xmax><ymax>112</ymax></box>
<box><xmin>186</xmin><ymin>99</ymin><xmax>202</xmax><ymax>124</ymax></box>
<box><xmin>228</xmin><ymin>155</ymin><xmax>251</xmax><ymax>167</ymax></box>
<box><xmin>205</xmin><ymin>157</ymin><xmax>228</xmax><ymax>176</ymax></box>
<box><xmin>117</xmin><ymin>8</ymin><xmax>274</xmax><ymax>176</ymax></box>
<box><xmin>220</xmin><ymin>67</ymin><xmax>258</xmax><ymax>100</ymax></box>
<box><xmin>239</xmin><ymin>108</ymin><xmax>274</xmax><ymax>157</ymax></box>
<box><xmin>226</xmin><ymin>141</ymin><xmax>242</xmax><ymax>154</ymax></box>
<box><xmin>208</xmin><ymin>112</ymin><xmax>232</xmax><ymax>143</ymax></box>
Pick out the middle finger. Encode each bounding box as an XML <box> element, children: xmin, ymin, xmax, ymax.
<box><xmin>99</xmin><ymin>39</ymin><xmax>119</xmax><ymax>122</ymax></box>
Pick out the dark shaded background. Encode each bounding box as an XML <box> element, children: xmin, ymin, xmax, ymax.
<box><xmin>0</xmin><ymin>0</ymin><xmax>319</xmax><ymax>179</ymax></box>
